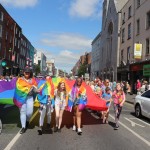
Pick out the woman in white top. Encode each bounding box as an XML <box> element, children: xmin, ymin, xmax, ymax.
<box><xmin>54</xmin><ymin>81</ymin><xmax>68</xmax><ymax>132</ymax></box>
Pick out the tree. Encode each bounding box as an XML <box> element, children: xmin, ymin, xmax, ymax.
<box><xmin>34</xmin><ymin>64</ymin><xmax>41</xmax><ymax>75</ymax></box>
<box><xmin>78</xmin><ymin>63</ymin><xmax>86</xmax><ymax>77</ymax></box>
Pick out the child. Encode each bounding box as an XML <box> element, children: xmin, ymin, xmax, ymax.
<box><xmin>101</xmin><ymin>87</ymin><xmax>112</xmax><ymax>124</ymax></box>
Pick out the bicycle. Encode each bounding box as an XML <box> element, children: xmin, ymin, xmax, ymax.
<box><xmin>0</xmin><ymin>118</ymin><xmax>2</xmax><ymax>134</ymax></box>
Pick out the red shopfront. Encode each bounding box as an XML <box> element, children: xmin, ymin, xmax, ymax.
<box><xmin>130</xmin><ymin>61</ymin><xmax>150</xmax><ymax>93</ymax></box>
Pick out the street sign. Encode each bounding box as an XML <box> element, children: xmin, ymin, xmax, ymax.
<box><xmin>143</xmin><ymin>64</ymin><xmax>150</xmax><ymax>76</ymax></box>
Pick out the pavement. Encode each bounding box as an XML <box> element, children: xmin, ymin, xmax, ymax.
<box><xmin>0</xmin><ymin>94</ymin><xmax>150</xmax><ymax>150</ymax></box>
<box><xmin>125</xmin><ymin>94</ymin><xmax>136</xmax><ymax>104</ymax></box>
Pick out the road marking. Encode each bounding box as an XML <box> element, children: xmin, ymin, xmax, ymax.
<box><xmin>129</xmin><ymin>118</ymin><xmax>150</xmax><ymax>127</ymax></box>
<box><xmin>109</xmin><ymin>114</ymin><xmax>150</xmax><ymax>147</ymax></box>
<box><xmin>4</xmin><ymin>109</ymin><xmax>39</xmax><ymax>150</ymax></box>
<box><xmin>124</xmin><ymin>117</ymin><xmax>145</xmax><ymax>127</ymax></box>
<box><xmin>29</xmin><ymin>109</ymin><xmax>39</xmax><ymax>123</ymax></box>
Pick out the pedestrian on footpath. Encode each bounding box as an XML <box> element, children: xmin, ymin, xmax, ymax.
<box><xmin>14</xmin><ymin>68</ymin><xmax>38</xmax><ymax>134</ymax></box>
<box><xmin>71</xmin><ymin>77</ymin><xmax>87</xmax><ymax>135</ymax></box>
<box><xmin>37</xmin><ymin>76</ymin><xmax>54</xmax><ymax>135</ymax></box>
<box><xmin>54</xmin><ymin>81</ymin><xmax>68</xmax><ymax>133</ymax></box>
<box><xmin>136</xmin><ymin>79</ymin><xmax>141</xmax><ymax>95</ymax></box>
<box><xmin>113</xmin><ymin>83</ymin><xmax>126</xmax><ymax>130</ymax></box>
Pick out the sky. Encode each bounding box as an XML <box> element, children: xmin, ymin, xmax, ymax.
<box><xmin>0</xmin><ymin>0</ymin><xmax>103</xmax><ymax>73</ymax></box>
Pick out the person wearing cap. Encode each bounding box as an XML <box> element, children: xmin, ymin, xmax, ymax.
<box><xmin>19</xmin><ymin>68</ymin><xmax>38</xmax><ymax>134</ymax></box>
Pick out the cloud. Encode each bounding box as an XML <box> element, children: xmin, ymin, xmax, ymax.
<box><xmin>0</xmin><ymin>0</ymin><xmax>38</xmax><ymax>8</ymax></box>
<box><xmin>41</xmin><ymin>32</ymin><xmax>92</xmax><ymax>51</ymax></box>
<box><xmin>69</xmin><ymin>0</ymin><xmax>102</xmax><ymax>18</ymax></box>
<box><xmin>37</xmin><ymin>49</ymin><xmax>83</xmax><ymax>72</ymax></box>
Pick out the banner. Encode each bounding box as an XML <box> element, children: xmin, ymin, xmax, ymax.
<box><xmin>134</xmin><ymin>43</ymin><xmax>142</xmax><ymax>59</ymax></box>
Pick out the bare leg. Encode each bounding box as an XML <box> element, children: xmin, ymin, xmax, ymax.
<box><xmin>58</xmin><ymin>110</ymin><xmax>64</xmax><ymax>129</ymax></box>
<box><xmin>76</xmin><ymin>107</ymin><xmax>82</xmax><ymax>129</ymax></box>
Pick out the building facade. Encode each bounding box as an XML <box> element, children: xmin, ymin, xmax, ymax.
<box><xmin>0</xmin><ymin>4</ymin><xmax>22</xmax><ymax>75</ymax></box>
<box><xmin>97</xmin><ymin>0</ymin><xmax>128</xmax><ymax>81</ymax></box>
<box><xmin>118</xmin><ymin>0</ymin><xmax>150</xmax><ymax>91</ymax></box>
<box><xmin>34</xmin><ymin>51</ymin><xmax>47</xmax><ymax>75</ymax></box>
<box><xmin>91</xmin><ymin>32</ymin><xmax>101</xmax><ymax>80</ymax></box>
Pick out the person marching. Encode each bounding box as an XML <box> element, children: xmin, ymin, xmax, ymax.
<box><xmin>113</xmin><ymin>83</ymin><xmax>126</xmax><ymax>130</ymax></box>
<box><xmin>37</xmin><ymin>76</ymin><xmax>54</xmax><ymax>135</ymax></box>
<box><xmin>54</xmin><ymin>81</ymin><xmax>68</xmax><ymax>132</ymax></box>
<box><xmin>101</xmin><ymin>87</ymin><xmax>112</xmax><ymax>124</ymax></box>
<box><xmin>13</xmin><ymin>68</ymin><xmax>38</xmax><ymax>134</ymax></box>
<box><xmin>70</xmin><ymin>77</ymin><xmax>87</xmax><ymax>135</ymax></box>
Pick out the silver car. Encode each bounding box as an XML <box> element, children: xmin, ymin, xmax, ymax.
<box><xmin>134</xmin><ymin>90</ymin><xmax>150</xmax><ymax>119</ymax></box>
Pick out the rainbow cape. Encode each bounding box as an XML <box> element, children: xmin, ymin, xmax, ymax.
<box><xmin>13</xmin><ymin>77</ymin><xmax>37</xmax><ymax>108</ymax></box>
<box><xmin>37</xmin><ymin>78</ymin><xmax>54</xmax><ymax>105</ymax></box>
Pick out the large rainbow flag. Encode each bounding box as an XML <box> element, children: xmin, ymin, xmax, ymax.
<box><xmin>0</xmin><ymin>78</ymin><xmax>108</xmax><ymax>111</ymax></box>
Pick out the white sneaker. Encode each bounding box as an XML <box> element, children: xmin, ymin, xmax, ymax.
<box><xmin>77</xmin><ymin>128</ymin><xmax>82</xmax><ymax>134</ymax></box>
<box><xmin>72</xmin><ymin>125</ymin><xmax>76</xmax><ymax>131</ymax></box>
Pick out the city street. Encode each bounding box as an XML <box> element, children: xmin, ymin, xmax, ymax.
<box><xmin>0</xmin><ymin>95</ymin><xmax>150</xmax><ymax>150</ymax></box>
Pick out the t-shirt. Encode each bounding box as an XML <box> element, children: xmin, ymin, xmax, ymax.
<box><xmin>113</xmin><ymin>91</ymin><xmax>125</xmax><ymax>104</ymax></box>
<box><xmin>102</xmin><ymin>93</ymin><xmax>111</xmax><ymax>107</ymax></box>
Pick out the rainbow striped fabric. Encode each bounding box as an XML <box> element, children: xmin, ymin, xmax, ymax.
<box><xmin>37</xmin><ymin>78</ymin><xmax>54</xmax><ymax>104</ymax></box>
<box><xmin>67</xmin><ymin>84</ymin><xmax>87</xmax><ymax>112</ymax></box>
<box><xmin>13</xmin><ymin>77</ymin><xmax>37</xmax><ymax>108</ymax></box>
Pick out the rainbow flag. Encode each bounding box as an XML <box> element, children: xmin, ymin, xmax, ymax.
<box><xmin>37</xmin><ymin>78</ymin><xmax>55</xmax><ymax>104</ymax></box>
<box><xmin>13</xmin><ymin>78</ymin><xmax>37</xmax><ymax>108</ymax></box>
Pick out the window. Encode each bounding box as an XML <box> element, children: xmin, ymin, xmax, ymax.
<box><xmin>142</xmin><ymin>90</ymin><xmax>150</xmax><ymax>98</ymax></box>
<box><xmin>128</xmin><ymin>23</ymin><xmax>131</xmax><ymax>39</ymax></box>
<box><xmin>6</xmin><ymin>32</ymin><xmax>8</xmax><ymax>40</ymax></box>
<box><xmin>0</xmin><ymin>43</ymin><xmax>1</xmax><ymax>51</ymax></box>
<box><xmin>146</xmin><ymin>11</ymin><xmax>150</xmax><ymax>29</ymax></box>
<box><xmin>137</xmin><ymin>19</ymin><xmax>140</xmax><ymax>35</ymax></box>
<box><xmin>16</xmin><ymin>28</ymin><xmax>18</xmax><ymax>34</ymax></box>
<box><xmin>146</xmin><ymin>38</ymin><xmax>149</xmax><ymax>55</ymax></box>
<box><xmin>127</xmin><ymin>47</ymin><xmax>130</xmax><ymax>63</ymax></box>
<box><xmin>0</xmin><ymin>12</ymin><xmax>3</xmax><ymax>21</ymax></box>
<box><xmin>122</xmin><ymin>12</ymin><xmax>125</xmax><ymax>24</ymax></box>
<box><xmin>128</xmin><ymin>6</ymin><xmax>132</xmax><ymax>19</ymax></box>
<box><xmin>0</xmin><ymin>25</ymin><xmax>2</xmax><ymax>37</ymax></box>
<box><xmin>121</xmin><ymin>50</ymin><xmax>124</xmax><ymax>61</ymax></box>
<box><xmin>122</xmin><ymin>28</ymin><xmax>125</xmax><ymax>43</ymax></box>
<box><xmin>10</xmin><ymin>35</ymin><xmax>12</xmax><ymax>43</ymax></box>
<box><xmin>15</xmin><ymin>38</ymin><xmax>17</xmax><ymax>46</ymax></box>
<box><xmin>137</xmin><ymin>0</ymin><xmax>140</xmax><ymax>8</ymax></box>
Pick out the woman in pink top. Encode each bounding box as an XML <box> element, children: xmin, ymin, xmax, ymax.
<box><xmin>113</xmin><ymin>83</ymin><xmax>126</xmax><ymax>130</ymax></box>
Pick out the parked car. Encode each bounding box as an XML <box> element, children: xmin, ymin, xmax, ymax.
<box><xmin>134</xmin><ymin>90</ymin><xmax>150</xmax><ymax>119</ymax></box>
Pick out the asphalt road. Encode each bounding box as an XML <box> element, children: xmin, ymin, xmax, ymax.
<box><xmin>0</xmin><ymin>98</ymin><xmax>150</xmax><ymax>150</ymax></box>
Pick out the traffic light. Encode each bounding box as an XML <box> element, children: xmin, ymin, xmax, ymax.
<box><xmin>1</xmin><ymin>59</ymin><xmax>7</xmax><ymax>67</ymax></box>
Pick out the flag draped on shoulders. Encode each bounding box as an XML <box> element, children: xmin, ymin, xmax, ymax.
<box><xmin>67</xmin><ymin>83</ymin><xmax>87</xmax><ymax>112</ymax></box>
<box><xmin>37</xmin><ymin>78</ymin><xmax>54</xmax><ymax>104</ymax></box>
<box><xmin>13</xmin><ymin>77</ymin><xmax>37</xmax><ymax>108</ymax></box>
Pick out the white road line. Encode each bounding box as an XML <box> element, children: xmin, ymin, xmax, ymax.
<box><xmin>4</xmin><ymin>109</ymin><xmax>39</xmax><ymax>150</ymax></box>
<box><xmin>4</xmin><ymin>131</ymin><xmax>21</xmax><ymax>150</ymax></box>
<box><xmin>109</xmin><ymin>114</ymin><xmax>150</xmax><ymax>147</ymax></box>
<box><xmin>124</xmin><ymin>117</ymin><xmax>145</xmax><ymax>127</ymax></box>
<box><xmin>129</xmin><ymin>118</ymin><xmax>150</xmax><ymax>127</ymax></box>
